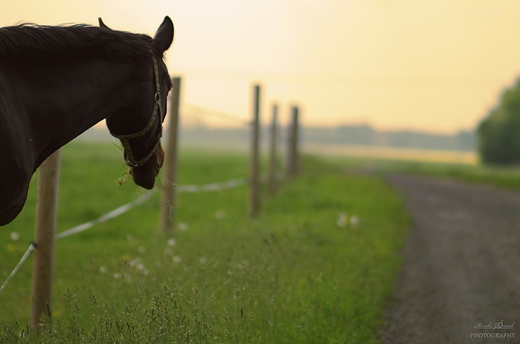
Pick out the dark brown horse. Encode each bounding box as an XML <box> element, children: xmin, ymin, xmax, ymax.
<box><xmin>0</xmin><ymin>17</ymin><xmax>174</xmax><ymax>225</ymax></box>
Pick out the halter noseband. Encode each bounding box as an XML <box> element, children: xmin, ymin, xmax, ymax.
<box><xmin>110</xmin><ymin>56</ymin><xmax>163</xmax><ymax>167</ymax></box>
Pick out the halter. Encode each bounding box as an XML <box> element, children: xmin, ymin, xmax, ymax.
<box><xmin>110</xmin><ymin>56</ymin><xmax>163</xmax><ymax>167</ymax></box>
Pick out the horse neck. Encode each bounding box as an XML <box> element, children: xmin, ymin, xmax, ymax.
<box><xmin>3</xmin><ymin>58</ymin><xmax>150</xmax><ymax>169</ymax></box>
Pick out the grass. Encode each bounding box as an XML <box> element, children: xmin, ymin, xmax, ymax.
<box><xmin>0</xmin><ymin>141</ymin><xmax>408</xmax><ymax>343</ymax></box>
<box><xmin>315</xmin><ymin>145</ymin><xmax>520</xmax><ymax>191</ymax></box>
<box><xmin>387</xmin><ymin>160</ymin><xmax>520</xmax><ymax>190</ymax></box>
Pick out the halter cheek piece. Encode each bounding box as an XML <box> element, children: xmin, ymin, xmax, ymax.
<box><xmin>110</xmin><ymin>56</ymin><xmax>163</xmax><ymax>168</ymax></box>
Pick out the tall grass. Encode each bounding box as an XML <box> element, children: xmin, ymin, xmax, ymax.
<box><xmin>1</xmin><ymin>142</ymin><xmax>408</xmax><ymax>343</ymax></box>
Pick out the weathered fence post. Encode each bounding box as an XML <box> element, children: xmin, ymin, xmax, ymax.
<box><xmin>268</xmin><ymin>103</ymin><xmax>278</xmax><ymax>195</ymax></box>
<box><xmin>30</xmin><ymin>149</ymin><xmax>61</xmax><ymax>327</ymax></box>
<box><xmin>159</xmin><ymin>77</ymin><xmax>181</xmax><ymax>236</ymax></box>
<box><xmin>286</xmin><ymin>105</ymin><xmax>300</xmax><ymax>178</ymax></box>
<box><xmin>248</xmin><ymin>84</ymin><xmax>261</xmax><ymax>218</ymax></box>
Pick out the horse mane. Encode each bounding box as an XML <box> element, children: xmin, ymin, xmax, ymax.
<box><xmin>0</xmin><ymin>23</ymin><xmax>158</xmax><ymax>64</ymax></box>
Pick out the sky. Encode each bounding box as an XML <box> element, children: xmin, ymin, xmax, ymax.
<box><xmin>3</xmin><ymin>1</ymin><xmax>520</xmax><ymax>133</ymax></box>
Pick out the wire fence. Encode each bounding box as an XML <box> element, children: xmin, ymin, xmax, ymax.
<box><xmin>0</xmin><ymin>176</ymin><xmax>253</xmax><ymax>293</ymax></box>
<box><xmin>0</xmin><ymin>244</ymin><xmax>36</xmax><ymax>293</ymax></box>
<box><xmin>183</xmin><ymin>104</ymin><xmax>251</xmax><ymax>127</ymax></box>
<box><xmin>7</xmin><ymin>79</ymin><xmax>299</xmax><ymax>326</ymax></box>
<box><xmin>179</xmin><ymin>102</ymin><xmax>292</xmax><ymax>169</ymax></box>
<box><xmin>2</xmin><ymin>119</ymin><xmax>295</xmax><ymax>297</ymax></box>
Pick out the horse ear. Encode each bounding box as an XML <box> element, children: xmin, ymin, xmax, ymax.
<box><xmin>98</xmin><ymin>18</ymin><xmax>111</xmax><ymax>29</ymax></box>
<box><xmin>153</xmin><ymin>16</ymin><xmax>174</xmax><ymax>53</ymax></box>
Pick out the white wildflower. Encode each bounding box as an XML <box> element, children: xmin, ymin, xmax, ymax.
<box><xmin>10</xmin><ymin>232</ymin><xmax>20</xmax><ymax>241</ymax></box>
<box><xmin>99</xmin><ymin>266</ymin><xmax>108</xmax><ymax>274</ymax></box>
<box><xmin>172</xmin><ymin>256</ymin><xmax>182</xmax><ymax>264</ymax></box>
<box><xmin>129</xmin><ymin>259</ymin><xmax>141</xmax><ymax>268</ymax></box>
<box><xmin>167</xmin><ymin>238</ymin><xmax>176</xmax><ymax>247</ymax></box>
<box><xmin>178</xmin><ymin>222</ymin><xmax>189</xmax><ymax>231</ymax></box>
<box><xmin>350</xmin><ymin>215</ymin><xmax>360</xmax><ymax>227</ymax></box>
<box><xmin>337</xmin><ymin>212</ymin><xmax>348</xmax><ymax>227</ymax></box>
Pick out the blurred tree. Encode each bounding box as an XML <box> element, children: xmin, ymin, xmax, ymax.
<box><xmin>478</xmin><ymin>78</ymin><xmax>520</xmax><ymax>164</ymax></box>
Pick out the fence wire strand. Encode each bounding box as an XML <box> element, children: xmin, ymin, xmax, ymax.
<box><xmin>56</xmin><ymin>190</ymin><xmax>157</xmax><ymax>239</ymax></box>
<box><xmin>0</xmin><ymin>176</ymin><xmax>254</xmax><ymax>293</ymax></box>
<box><xmin>0</xmin><ymin>242</ymin><xmax>36</xmax><ymax>293</ymax></box>
<box><xmin>184</xmin><ymin>104</ymin><xmax>251</xmax><ymax>126</ymax></box>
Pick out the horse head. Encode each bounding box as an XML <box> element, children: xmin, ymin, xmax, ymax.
<box><xmin>103</xmin><ymin>17</ymin><xmax>174</xmax><ymax>190</ymax></box>
<box><xmin>0</xmin><ymin>18</ymin><xmax>175</xmax><ymax>225</ymax></box>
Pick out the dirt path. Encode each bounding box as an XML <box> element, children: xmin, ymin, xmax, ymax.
<box><xmin>380</xmin><ymin>175</ymin><xmax>520</xmax><ymax>344</ymax></box>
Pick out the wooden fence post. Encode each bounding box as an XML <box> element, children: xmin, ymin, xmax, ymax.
<box><xmin>286</xmin><ymin>106</ymin><xmax>300</xmax><ymax>178</ymax></box>
<box><xmin>268</xmin><ymin>103</ymin><xmax>278</xmax><ymax>195</ymax></box>
<box><xmin>159</xmin><ymin>77</ymin><xmax>181</xmax><ymax>236</ymax></box>
<box><xmin>248</xmin><ymin>84</ymin><xmax>261</xmax><ymax>218</ymax></box>
<box><xmin>30</xmin><ymin>149</ymin><xmax>61</xmax><ymax>327</ymax></box>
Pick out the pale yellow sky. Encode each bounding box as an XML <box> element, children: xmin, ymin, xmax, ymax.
<box><xmin>2</xmin><ymin>1</ymin><xmax>520</xmax><ymax>133</ymax></box>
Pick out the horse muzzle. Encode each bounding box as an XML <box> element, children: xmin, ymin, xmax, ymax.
<box><xmin>130</xmin><ymin>144</ymin><xmax>164</xmax><ymax>190</ymax></box>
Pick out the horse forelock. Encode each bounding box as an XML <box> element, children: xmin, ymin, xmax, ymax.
<box><xmin>0</xmin><ymin>24</ymin><xmax>159</xmax><ymax>64</ymax></box>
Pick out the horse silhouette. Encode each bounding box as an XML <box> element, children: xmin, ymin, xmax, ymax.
<box><xmin>0</xmin><ymin>17</ymin><xmax>174</xmax><ymax>225</ymax></box>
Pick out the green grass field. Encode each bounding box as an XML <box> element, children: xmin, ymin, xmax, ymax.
<box><xmin>316</xmin><ymin>144</ymin><xmax>520</xmax><ymax>191</ymax></box>
<box><xmin>1</xmin><ymin>141</ymin><xmax>409</xmax><ymax>343</ymax></box>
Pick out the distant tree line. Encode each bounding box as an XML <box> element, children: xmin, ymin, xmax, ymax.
<box><xmin>302</xmin><ymin>125</ymin><xmax>475</xmax><ymax>152</ymax></box>
<box><xmin>478</xmin><ymin>78</ymin><xmax>520</xmax><ymax>165</ymax></box>
<box><xmin>175</xmin><ymin>124</ymin><xmax>476</xmax><ymax>152</ymax></box>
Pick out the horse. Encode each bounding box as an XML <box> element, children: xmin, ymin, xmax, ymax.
<box><xmin>0</xmin><ymin>17</ymin><xmax>174</xmax><ymax>226</ymax></box>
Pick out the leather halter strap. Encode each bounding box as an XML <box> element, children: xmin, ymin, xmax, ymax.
<box><xmin>111</xmin><ymin>56</ymin><xmax>163</xmax><ymax>167</ymax></box>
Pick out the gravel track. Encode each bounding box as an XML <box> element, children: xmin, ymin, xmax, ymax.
<box><xmin>380</xmin><ymin>175</ymin><xmax>520</xmax><ymax>344</ymax></box>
